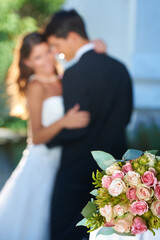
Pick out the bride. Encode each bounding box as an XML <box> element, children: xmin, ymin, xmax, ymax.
<box><xmin>0</xmin><ymin>32</ymin><xmax>106</xmax><ymax>240</ymax></box>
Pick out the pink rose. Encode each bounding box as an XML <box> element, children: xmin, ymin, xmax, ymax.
<box><xmin>145</xmin><ymin>153</ymin><xmax>156</xmax><ymax>167</ymax></box>
<box><xmin>148</xmin><ymin>167</ymin><xmax>157</xmax><ymax>176</ymax></box>
<box><xmin>126</xmin><ymin>187</ymin><xmax>138</xmax><ymax>201</ymax></box>
<box><xmin>108</xmin><ymin>178</ymin><xmax>126</xmax><ymax>197</ymax></box>
<box><xmin>104</xmin><ymin>219</ymin><xmax>115</xmax><ymax>227</ymax></box>
<box><xmin>136</xmin><ymin>184</ymin><xmax>153</xmax><ymax>201</ymax></box>
<box><xmin>123</xmin><ymin>171</ymin><xmax>141</xmax><ymax>187</ymax></box>
<box><xmin>154</xmin><ymin>182</ymin><xmax>160</xmax><ymax>199</ymax></box>
<box><xmin>102</xmin><ymin>175</ymin><xmax>112</xmax><ymax>189</ymax></box>
<box><xmin>114</xmin><ymin>213</ymin><xmax>133</xmax><ymax>233</ymax></box>
<box><xmin>141</xmin><ymin>171</ymin><xmax>157</xmax><ymax>187</ymax></box>
<box><xmin>122</xmin><ymin>163</ymin><xmax>133</xmax><ymax>174</ymax></box>
<box><xmin>100</xmin><ymin>205</ymin><xmax>113</xmax><ymax>222</ymax></box>
<box><xmin>151</xmin><ymin>200</ymin><xmax>160</xmax><ymax>217</ymax></box>
<box><xmin>131</xmin><ymin>217</ymin><xmax>147</xmax><ymax>235</ymax></box>
<box><xmin>113</xmin><ymin>204</ymin><xmax>128</xmax><ymax>216</ymax></box>
<box><xmin>112</xmin><ymin>170</ymin><xmax>124</xmax><ymax>180</ymax></box>
<box><xmin>105</xmin><ymin>163</ymin><xmax>121</xmax><ymax>175</ymax></box>
<box><xmin>130</xmin><ymin>200</ymin><xmax>148</xmax><ymax>216</ymax></box>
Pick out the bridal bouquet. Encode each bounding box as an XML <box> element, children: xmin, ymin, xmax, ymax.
<box><xmin>77</xmin><ymin>149</ymin><xmax>160</xmax><ymax>237</ymax></box>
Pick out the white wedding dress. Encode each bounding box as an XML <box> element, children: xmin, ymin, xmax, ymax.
<box><xmin>0</xmin><ymin>96</ymin><xmax>64</xmax><ymax>240</ymax></box>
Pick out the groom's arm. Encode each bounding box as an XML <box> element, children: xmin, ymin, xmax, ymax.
<box><xmin>46</xmin><ymin>69</ymin><xmax>90</xmax><ymax>148</ymax></box>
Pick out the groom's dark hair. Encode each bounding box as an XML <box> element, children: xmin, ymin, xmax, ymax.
<box><xmin>44</xmin><ymin>9</ymin><xmax>89</xmax><ymax>39</ymax></box>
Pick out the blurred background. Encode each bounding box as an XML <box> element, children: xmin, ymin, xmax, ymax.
<box><xmin>0</xmin><ymin>0</ymin><xmax>160</xmax><ymax>189</ymax></box>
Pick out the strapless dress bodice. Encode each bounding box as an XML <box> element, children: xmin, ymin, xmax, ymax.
<box><xmin>42</xmin><ymin>96</ymin><xmax>64</xmax><ymax>127</ymax></box>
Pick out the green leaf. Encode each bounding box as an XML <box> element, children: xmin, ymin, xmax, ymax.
<box><xmin>148</xmin><ymin>228</ymin><xmax>155</xmax><ymax>236</ymax></box>
<box><xmin>145</xmin><ymin>150</ymin><xmax>159</xmax><ymax>155</ymax></box>
<box><xmin>81</xmin><ymin>201</ymin><xmax>97</xmax><ymax>219</ymax></box>
<box><xmin>76</xmin><ymin>218</ymin><xmax>87</xmax><ymax>227</ymax></box>
<box><xmin>156</xmin><ymin>156</ymin><xmax>160</xmax><ymax>161</ymax></box>
<box><xmin>91</xmin><ymin>151</ymin><xmax>115</xmax><ymax>170</ymax></box>
<box><xmin>113</xmin><ymin>230</ymin><xmax>136</xmax><ymax>237</ymax></box>
<box><xmin>96</xmin><ymin>227</ymin><xmax>114</xmax><ymax>237</ymax></box>
<box><xmin>122</xmin><ymin>149</ymin><xmax>143</xmax><ymax>161</ymax></box>
<box><xmin>90</xmin><ymin>189</ymin><xmax>98</xmax><ymax>196</ymax></box>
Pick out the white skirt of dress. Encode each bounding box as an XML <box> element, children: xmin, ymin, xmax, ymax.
<box><xmin>0</xmin><ymin>143</ymin><xmax>61</xmax><ymax>240</ymax></box>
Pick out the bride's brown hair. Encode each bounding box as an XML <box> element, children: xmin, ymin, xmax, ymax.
<box><xmin>6</xmin><ymin>32</ymin><xmax>61</xmax><ymax>120</ymax></box>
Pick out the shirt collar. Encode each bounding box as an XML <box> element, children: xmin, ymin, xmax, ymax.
<box><xmin>74</xmin><ymin>42</ymin><xmax>94</xmax><ymax>62</ymax></box>
<box><xmin>65</xmin><ymin>42</ymin><xmax>94</xmax><ymax>69</ymax></box>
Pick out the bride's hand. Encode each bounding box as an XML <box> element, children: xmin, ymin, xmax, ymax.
<box><xmin>62</xmin><ymin>104</ymin><xmax>90</xmax><ymax>129</ymax></box>
<box><xmin>93</xmin><ymin>39</ymin><xmax>107</xmax><ymax>53</ymax></box>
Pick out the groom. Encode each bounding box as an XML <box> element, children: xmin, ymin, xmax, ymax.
<box><xmin>44</xmin><ymin>9</ymin><xmax>133</xmax><ymax>240</ymax></box>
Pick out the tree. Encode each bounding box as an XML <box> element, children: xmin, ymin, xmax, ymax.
<box><xmin>0</xmin><ymin>0</ymin><xmax>65</xmax><ymax>82</ymax></box>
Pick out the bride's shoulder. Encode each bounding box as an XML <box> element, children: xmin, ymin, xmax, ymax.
<box><xmin>27</xmin><ymin>78</ymin><xmax>43</xmax><ymax>91</ymax></box>
<box><xmin>27</xmin><ymin>78</ymin><xmax>44</xmax><ymax>101</ymax></box>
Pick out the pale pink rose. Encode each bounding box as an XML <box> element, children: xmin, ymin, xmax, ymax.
<box><xmin>108</xmin><ymin>178</ymin><xmax>126</xmax><ymax>197</ymax></box>
<box><xmin>151</xmin><ymin>200</ymin><xmax>160</xmax><ymax>217</ymax></box>
<box><xmin>126</xmin><ymin>187</ymin><xmax>138</xmax><ymax>201</ymax></box>
<box><xmin>130</xmin><ymin>200</ymin><xmax>148</xmax><ymax>216</ymax></box>
<box><xmin>148</xmin><ymin>167</ymin><xmax>157</xmax><ymax>176</ymax></box>
<box><xmin>113</xmin><ymin>204</ymin><xmax>128</xmax><ymax>216</ymax></box>
<box><xmin>112</xmin><ymin>170</ymin><xmax>124</xmax><ymax>180</ymax></box>
<box><xmin>100</xmin><ymin>205</ymin><xmax>113</xmax><ymax>222</ymax></box>
<box><xmin>141</xmin><ymin>171</ymin><xmax>157</xmax><ymax>187</ymax></box>
<box><xmin>124</xmin><ymin>171</ymin><xmax>141</xmax><ymax>187</ymax></box>
<box><xmin>104</xmin><ymin>219</ymin><xmax>115</xmax><ymax>227</ymax></box>
<box><xmin>144</xmin><ymin>153</ymin><xmax>156</xmax><ymax>167</ymax></box>
<box><xmin>122</xmin><ymin>163</ymin><xmax>133</xmax><ymax>174</ymax></box>
<box><xmin>136</xmin><ymin>184</ymin><xmax>153</xmax><ymax>201</ymax></box>
<box><xmin>154</xmin><ymin>182</ymin><xmax>160</xmax><ymax>199</ymax></box>
<box><xmin>102</xmin><ymin>175</ymin><xmax>112</xmax><ymax>189</ymax></box>
<box><xmin>105</xmin><ymin>163</ymin><xmax>121</xmax><ymax>176</ymax></box>
<box><xmin>131</xmin><ymin>217</ymin><xmax>147</xmax><ymax>235</ymax></box>
<box><xmin>114</xmin><ymin>213</ymin><xmax>133</xmax><ymax>233</ymax></box>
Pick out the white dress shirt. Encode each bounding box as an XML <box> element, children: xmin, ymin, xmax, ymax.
<box><xmin>65</xmin><ymin>42</ymin><xmax>94</xmax><ymax>69</ymax></box>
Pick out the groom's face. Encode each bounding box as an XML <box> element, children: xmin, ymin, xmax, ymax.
<box><xmin>47</xmin><ymin>35</ymin><xmax>76</xmax><ymax>61</ymax></box>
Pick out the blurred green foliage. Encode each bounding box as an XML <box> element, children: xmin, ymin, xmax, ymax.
<box><xmin>0</xmin><ymin>0</ymin><xmax>65</xmax><ymax>134</ymax></box>
<box><xmin>0</xmin><ymin>117</ymin><xmax>27</xmax><ymax>134</ymax></box>
<box><xmin>127</xmin><ymin>122</ymin><xmax>160</xmax><ymax>151</ymax></box>
<box><xmin>0</xmin><ymin>0</ymin><xmax>65</xmax><ymax>82</ymax></box>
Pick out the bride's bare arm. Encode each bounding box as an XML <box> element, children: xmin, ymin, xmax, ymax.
<box><xmin>27</xmin><ymin>81</ymin><xmax>90</xmax><ymax>145</ymax></box>
<box><xmin>92</xmin><ymin>39</ymin><xmax>107</xmax><ymax>53</ymax></box>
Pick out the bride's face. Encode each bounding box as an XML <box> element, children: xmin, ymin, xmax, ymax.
<box><xmin>24</xmin><ymin>42</ymin><xmax>55</xmax><ymax>75</ymax></box>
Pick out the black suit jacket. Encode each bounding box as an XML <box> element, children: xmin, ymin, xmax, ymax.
<box><xmin>48</xmin><ymin>50</ymin><xmax>133</xmax><ymax>240</ymax></box>
<box><xmin>47</xmin><ymin>50</ymin><xmax>132</xmax><ymax>163</ymax></box>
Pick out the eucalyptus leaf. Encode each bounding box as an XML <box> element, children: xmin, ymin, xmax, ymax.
<box><xmin>145</xmin><ymin>150</ymin><xmax>158</xmax><ymax>155</ymax></box>
<box><xmin>122</xmin><ymin>149</ymin><xmax>143</xmax><ymax>161</ymax></box>
<box><xmin>76</xmin><ymin>218</ymin><xmax>87</xmax><ymax>227</ymax></box>
<box><xmin>90</xmin><ymin>189</ymin><xmax>98</xmax><ymax>196</ymax></box>
<box><xmin>116</xmin><ymin>159</ymin><xmax>126</xmax><ymax>162</ymax></box>
<box><xmin>114</xmin><ymin>230</ymin><xmax>136</xmax><ymax>237</ymax></box>
<box><xmin>156</xmin><ymin>156</ymin><xmax>160</xmax><ymax>161</ymax></box>
<box><xmin>81</xmin><ymin>201</ymin><xmax>97</xmax><ymax>219</ymax></box>
<box><xmin>91</xmin><ymin>151</ymin><xmax>115</xmax><ymax>170</ymax></box>
<box><xmin>96</xmin><ymin>227</ymin><xmax>114</xmax><ymax>237</ymax></box>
